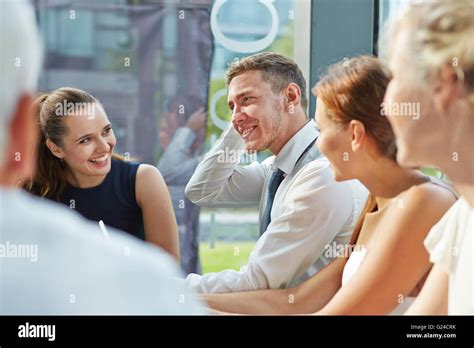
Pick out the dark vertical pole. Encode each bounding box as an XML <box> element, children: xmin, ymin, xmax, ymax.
<box><xmin>373</xmin><ymin>0</ymin><xmax>380</xmax><ymax>56</ymax></box>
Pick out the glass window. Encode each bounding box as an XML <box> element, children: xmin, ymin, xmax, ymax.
<box><xmin>35</xmin><ymin>0</ymin><xmax>311</xmax><ymax>275</ymax></box>
<box><xmin>201</xmin><ymin>0</ymin><xmax>311</xmax><ymax>273</ymax></box>
<box><xmin>379</xmin><ymin>0</ymin><xmax>412</xmax><ymax>28</ymax></box>
<box><xmin>378</xmin><ymin>0</ymin><xmax>446</xmax><ymax>181</ymax></box>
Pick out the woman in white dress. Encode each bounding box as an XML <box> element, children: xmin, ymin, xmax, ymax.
<box><xmin>382</xmin><ymin>0</ymin><xmax>474</xmax><ymax>314</ymax></box>
<box><xmin>200</xmin><ymin>56</ymin><xmax>457</xmax><ymax>315</ymax></box>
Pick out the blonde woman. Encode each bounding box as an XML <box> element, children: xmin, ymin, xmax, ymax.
<box><xmin>200</xmin><ymin>56</ymin><xmax>457</xmax><ymax>315</ymax></box>
<box><xmin>382</xmin><ymin>0</ymin><xmax>474</xmax><ymax>314</ymax></box>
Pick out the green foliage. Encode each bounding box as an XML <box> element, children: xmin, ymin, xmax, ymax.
<box><xmin>420</xmin><ymin>167</ymin><xmax>445</xmax><ymax>179</ymax></box>
<box><xmin>199</xmin><ymin>241</ymin><xmax>256</xmax><ymax>274</ymax></box>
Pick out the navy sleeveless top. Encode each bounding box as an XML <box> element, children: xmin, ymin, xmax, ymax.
<box><xmin>55</xmin><ymin>159</ymin><xmax>145</xmax><ymax>240</ymax></box>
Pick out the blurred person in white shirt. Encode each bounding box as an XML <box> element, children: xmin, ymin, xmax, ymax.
<box><xmin>0</xmin><ymin>0</ymin><xmax>204</xmax><ymax>315</ymax></box>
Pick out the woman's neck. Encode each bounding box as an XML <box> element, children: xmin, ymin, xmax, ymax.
<box><xmin>438</xmin><ymin>98</ymin><xmax>474</xmax><ymax>187</ymax></box>
<box><xmin>357</xmin><ymin>156</ymin><xmax>427</xmax><ymax>209</ymax></box>
<box><xmin>440</xmin><ymin>145</ymin><xmax>474</xmax><ymax>191</ymax></box>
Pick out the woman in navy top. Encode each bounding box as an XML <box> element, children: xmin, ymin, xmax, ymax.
<box><xmin>24</xmin><ymin>87</ymin><xmax>179</xmax><ymax>260</ymax></box>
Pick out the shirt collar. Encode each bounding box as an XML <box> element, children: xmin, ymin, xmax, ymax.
<box><xmin>273</xmin><ymin>121</ymin><xmax>319</xmax><ymax>174</ymax></box>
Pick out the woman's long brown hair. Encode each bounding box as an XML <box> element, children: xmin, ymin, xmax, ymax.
<box><xmin>312</xmin><ymin>56</ymin><xmax>394</xmax><ymax>245</ymax></box>
<box><xmin>23</xmin><ymin>87</ymin><xmax>128</xmax><ymax>199</ymax></box>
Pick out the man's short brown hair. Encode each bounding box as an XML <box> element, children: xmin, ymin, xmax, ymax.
<box><xmin>226</xmin><ymin>52</ymin><xmax>308</xmax><ymax>111</ymax></box>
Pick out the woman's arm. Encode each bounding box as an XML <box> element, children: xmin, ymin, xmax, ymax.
<box><xmin>200</xmin><ymin>256</ymin><xmax>347</xmax><ymax>314</ymax></box>
<box><xmin>136</xmin><ymin>164</ymin><xmax>180</xmax><ymax>260</ymax></box>
<box><xmin>316</xmin><ymin>184</ymin><xmax>455</xmax><ymax>315</ymax></box>
<box><xmin>405</xmin><ymin>264</ymin><xmax>448</xmax><ymax>315</ymax></box>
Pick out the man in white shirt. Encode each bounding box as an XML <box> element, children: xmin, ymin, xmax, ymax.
<box><xmin>184</xmin><ymin>53</ymin><xmax>368</xmax><ymax>293</ymax></box>
<box><xmin>0</xmin><ymin>0</ymin><xmax>204</xmax><ymax>315</ymax></box>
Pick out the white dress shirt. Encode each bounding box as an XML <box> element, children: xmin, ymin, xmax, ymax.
<box><xmin>0</xmin><ymin>188</ymin><xmax>206</xmax><ymax>314</ymax></box>
<box><xmin>184</xmin><ymin>121</ymin><xmax>368</xmax><ymax>293</ymax></box>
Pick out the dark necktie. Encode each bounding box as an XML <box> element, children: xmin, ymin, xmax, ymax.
<box><xmin>259</xmin><ymin>168</ymin><xmax>285</xmax><ymax>235</ymax></box>
<box><xmin>258</xmin><ymin>137</ymin><xmax>317</xmax><ymax>236</ymax></box>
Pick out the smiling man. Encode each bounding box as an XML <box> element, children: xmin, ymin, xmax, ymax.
<box><xmin>0</xmin><ymin>0</ymin><xmax>203</xmax><ymax>315</ymax></box>
<box><xmin>184</xmin><ymin>52</ymin><xmax>368</xmax><ymax>293</ymax></box>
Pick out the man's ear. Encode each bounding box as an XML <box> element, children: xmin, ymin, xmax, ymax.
<box><xmin>285</xmin><ymin>83</ymin><xmax>301</xmax><ymax>113</ymax></box>
<box><xmin>434</xmin><ymin>64</ymin><xmax>464</xmax><ymax>113</ymax></box>
<box><xmin>349</xmin><ymin>119</ymin><xmax>366</xmax><ymax>152</ymax></box>
<box><xmin>45</xmin><ymin>138</ymin><xmax>65</xmax><ymax>159</ymax></box>
<box><xmin>4</xmin><ymin>93</ymin><xmax>37</xmax><ymax>182</ymax></box>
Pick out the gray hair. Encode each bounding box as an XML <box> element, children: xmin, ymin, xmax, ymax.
<box><xmin>0</xmin><ymin>0</ymin><xmax>43</xmax><ymax>165</ymax></box>
<box><xmin>380</xmin><ymin>0</ymin><xmax>474</xmax><ymax>91</ymax></box>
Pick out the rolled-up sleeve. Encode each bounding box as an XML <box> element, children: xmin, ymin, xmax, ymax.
<box><xmin>185</xmin><ymin>125</ymin><xmax>268</xmax><ymax>207</ymax></box>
